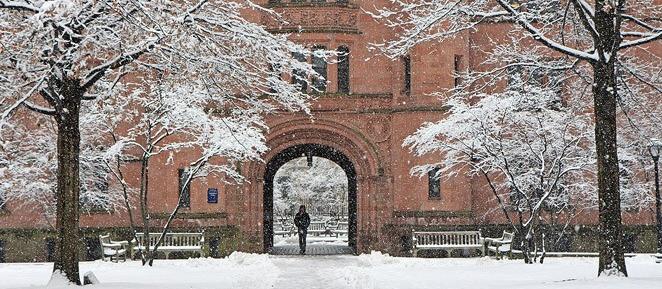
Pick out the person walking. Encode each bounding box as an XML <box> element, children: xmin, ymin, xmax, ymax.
<box><xmin>294</xmin><ymin>205</ymin><xmax>311</xmax><ymax>255</ymax></box>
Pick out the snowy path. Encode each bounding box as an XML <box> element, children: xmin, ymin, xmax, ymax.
<box><xmin>272</xmin><ymin>256</ymin><xmax>355</xmax><ymax>289</ymax></box>
<box><xmin>3</xmin><ymin>252</ymin><xmax>662</xmax><ymax>289</ymax></box>
<box><xmin>271</xmin><ymin>235</ymin><xmax>352</xmax><ymax>255</ymax></box>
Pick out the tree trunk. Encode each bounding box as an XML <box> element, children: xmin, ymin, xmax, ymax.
<box><xmin>592</xmin><ymin>0</ymin><xmax>627</xmax><ymax>277</ymax></box>
<box><xmin>593</xmin><ymin>61</ymin><xmax>627</xmax><ymax>277</ymax></box>
<box><xmin>53</xmin><ymin>83</ymin><xmax>82</xmax><ymax>285</ymax></box>
<box><xmin>139</xmin><ymin>156</ymin><xmax>152</xmax><ymax>265</ymax></box>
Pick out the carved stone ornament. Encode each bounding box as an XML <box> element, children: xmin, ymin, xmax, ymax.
<box><xmin>261</xmin><ymin>2</ymin><xmax>359</xmax><ymax>34</ymax></box>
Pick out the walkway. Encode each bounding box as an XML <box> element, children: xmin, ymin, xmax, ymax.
<box><xmin>272</xmin><ymin>235</ymin><xmax>352</xmax><ymax>255</ymax></box>
<box><xmin>271</xmin><ymin>255</ymin><xmax>357</xmax><ymax>289</ymax></box>
<box><xmin>270</xmin><ymin>243</ymin><xmax>354</xmax><ymax>255</ymax></box>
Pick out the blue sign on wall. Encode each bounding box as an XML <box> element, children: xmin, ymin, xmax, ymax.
<box><xmin>207</xmin><ymin>188</ymin><xmax>218</xmax><ymax>204</ymax></box>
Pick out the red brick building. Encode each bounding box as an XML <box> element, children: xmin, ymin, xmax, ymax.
<box><xmin>0</xmin><ymin>0</ymin><xmax>659</xmax><ymax>262</ymax></box>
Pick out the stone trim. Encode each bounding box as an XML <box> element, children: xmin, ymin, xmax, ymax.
<box><xmin>150</xmin><ymin>212</ymin><xmax>228</xmax><ymax>220</ymax></box>
<box><xmin>265</xmin><ymin>2</ymin><xmax>358</xmax><ymax>9</ymax></box>
<box><xmin>307</xmin><ymin>105</ymin><xmax>452</xmax><ymax>114</ymax></box>
<box><xmin>392</xmin><ymin>210</ymin><xmax>474</xmax><ymax>218</ymax></box>
<box><xmin>315</xmin><ymin>93</ymin><xmax>392</xmax><ymax>99</ymax></box>
<box><xmin>261</xmin><ymin>2</ymin><xmax>360</xmax><ymax>35</ymax></box>
<box><xmin>267</xmin><ymin>27</ymin><xmax>361</xmax><ymax>34</ymax></box>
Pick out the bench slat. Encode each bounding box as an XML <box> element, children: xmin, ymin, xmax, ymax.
<box><xmin>133</xmin><ymin>232</ymin><xmax>205</xmax><ymax>259</ymax></box>
<box><xmin>412</xmin><ymin>230</ymin><xmax>485</xmax><ymax>257</ymax></box>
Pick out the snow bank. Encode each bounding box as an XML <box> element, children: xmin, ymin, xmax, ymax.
<box><xmin>3</xmin><ymin>254</ymin><xmax>662</xmax><ymax>289</ymax></box>
<box><xmin>356</xmin><ymin>251</ymin><xmax>399</xmax><ymax>267</ymax></box>
<box><xmin>45</xmin><ymin>271</ymin><xmax>73</xmax><ymax>288</ymax></box>
<box><xmin>225</xmin><ymin>251</ymin><xmax>273</xmax><ymax>266</ymax></box>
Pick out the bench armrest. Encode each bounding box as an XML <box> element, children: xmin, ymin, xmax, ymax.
<box><xmin>484</xmin><ymin>237</ymin><xmax>505</xmax><ymax>245</ymax></box>
<box><xmin>491</xmin><ymin>239</ymin><xmax>511</xmax><ymax>245</ymax></box>
<box><xmin>101</xmin><ymin>243</ymin><xmax>123</xmax><ymax>249</ymax></box>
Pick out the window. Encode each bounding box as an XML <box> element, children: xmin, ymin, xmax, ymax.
<box><xmin>292</xmin><ymin>51</ymin><xmax>308</xmax><ymax>93</ymax></box>
<box><xmin>453</xmin><ymin>54</ymin><xmax>464</xmax><ymax>88</ymax></box>
<box><xmin>312</xmin><ymin>46</ymin><xmax>327</xmax><ymax>92</ymax></box>
<box><xmin>178</xmin><ymin>168</ymin><xmax>191</xmax><ymax>208</ymax></box>
<box><xmin>337</xmin><ymin>46</ymin><xmax>350</xmax><ymax>94</ymax></box>
<box><xmin>403</xmin><ymin>55</ymin><xmax>411</xmax><ymax>95</ymax></box>
<box><xmin>428</xmin><ymin>167</ymin><xmax>441</xmax><ymax>199</ymax></box>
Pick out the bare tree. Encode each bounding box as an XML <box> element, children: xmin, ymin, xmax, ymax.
<box><xmin>1</xmin><ymin>0</ymin><xmax>321</xmax><ymax>284</ymax></box>
<box><xmin>372</xmin><ymin>0</ymin><xmax>660</xmax><ymax>276</ymax></box>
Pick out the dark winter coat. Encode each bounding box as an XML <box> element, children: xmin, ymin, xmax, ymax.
<box><xmin>294</xmin><ymin>212</ymin><xmax>310</xmax><ymax>230</ymax></box>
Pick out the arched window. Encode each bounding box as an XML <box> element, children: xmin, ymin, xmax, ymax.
<box><xmin>337</xmin><ymin>46</ymin><xmax>350</xmax><ymax>94</ymax></box>
<box><xmin>312</xmin><ymin>46</ymin><xmax>327</xmax><ymax>92</ymax></box>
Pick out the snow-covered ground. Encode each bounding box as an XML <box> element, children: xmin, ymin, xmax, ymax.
<box><xmin>2</xmin><ymin>252</ymin><xmax>661</xmax><ymax>289</ymax></box>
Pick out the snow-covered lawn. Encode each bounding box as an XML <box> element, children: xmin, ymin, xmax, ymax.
<box><xmin>2</xmin><ymin>252</ymin><xmax>661</xmax><ymax>289</ymax></box>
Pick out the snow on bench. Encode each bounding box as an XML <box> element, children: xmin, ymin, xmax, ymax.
<box><xmin>133</xmin><ymin>232</ymin><xmax>205</xmax><ymax>259</ymax></box>
<box><xmin>485</xmin><ymin>230</ymin><xmax>514</xmax><ymax>259</ymax></box>
<box><xmin>412</xmin><ymin>230</ymin><xmax>485</xmax><ymax>257</ymax></box>
<box><xmin>99</xmin><ymin>234</ymin><xmax>129</xmax><ymax>262</ymax></box>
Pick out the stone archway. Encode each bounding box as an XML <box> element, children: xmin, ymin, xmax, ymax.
<box><xmin>263</xmin><ymin>144</ymin><xmax>358</xmax><ymax>253</ymax></box>
<box><xmin>238</xmin><ymin>118</ymin><xmax>388</xmax><ymax>254</ymax></box>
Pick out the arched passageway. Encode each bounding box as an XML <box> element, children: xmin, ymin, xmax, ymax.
<box><xmin>263</xmin><ymin>144</ymin><xmax>358</xmax><ymax>254</ymax></box>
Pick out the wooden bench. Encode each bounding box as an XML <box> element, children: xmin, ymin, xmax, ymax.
<box><xmin>273</xmin><ymin>222</ymin><xmax>294</xmax><ymax>237</ymax></box>
<box><xmin>330</xmin><ymin>221</ymin><xmax>348</xmax><ymax>237</ymax></box>
<box><xmin>485</xmin><ymin>231</ymin><xmax>514</xmax><ymax>259</ymax></box>
<box><xmin>412</xmin><ymin>230</ymin><xmax>485</xmax><ymax>257</ymax></box>
<box><xmin>307</xmin><ymin>221</ymin><xmax>327</xmax><ymax>236</ymax></box>
<box><xmin>99</xmin><ymin>234</ymin><xmax>129</xmax><ymax>262</ymax></box>
<box><xmin>133</xmin><ymin>232</ymin><xmax>205</xmax><ymax>259</ymax></box>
